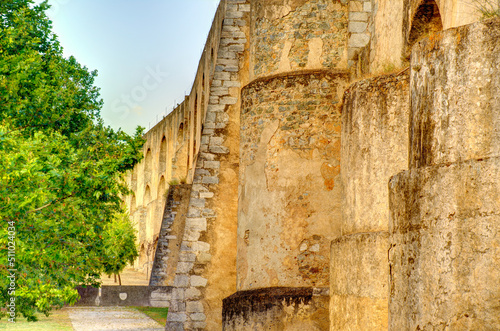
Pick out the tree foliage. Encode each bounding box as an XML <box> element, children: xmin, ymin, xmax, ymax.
<box><xmin>101</xmin><ymin>213</ymin><xmax>139</xmax><ymax>286</ymax></box>
<box><xmin>0</xmin><ymin>0</ymin><xmax>144</xmax><ymax>321</ymax></box>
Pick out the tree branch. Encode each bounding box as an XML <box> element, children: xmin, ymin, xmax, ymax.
<box><xmin>27</xmin><ymin>194</ymin><xmax>74</xmax><ymax>214</ymax></box>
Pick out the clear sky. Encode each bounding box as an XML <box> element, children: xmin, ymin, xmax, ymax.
<box><xmin>39</xmin><ymin>0</ymin><xmax>220</xmax><ymax>134</ymax></box>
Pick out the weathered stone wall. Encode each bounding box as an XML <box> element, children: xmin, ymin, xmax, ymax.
<box><xmin>341</xmin><ymin>72</ymin><xmax>410</xmax><ymax>235</ymax></box>
<box><xmin>390</xmin><ymin>158</ymin><xmax>500</xmax><ymax>330</ymax></box>
<box><xmin>331</xmin><ymin>232</ymin><xmax>390</xmax><ymax>330</ymax></box>
<box><xmin>250</xmin><ymin>0</ymin><xmax>349</xmax><ymax>80</ymax></box>
<box><xmin>239</xmin><ymin>70</ymin><xmax>348</xmax><ymax>290</ymax></box>
<box><xmin>389</xmin><ymin>18</ymin><xmax>500</xmax><ymax>330</ymax></box>
<box><xmin>356</xmin><ymin>0</ymin><xmax>486</xmax><ymax>75</ymax></box>
<box><xmin>75</xmin><ymin>286</ymin><xmax>173</xmax><ymax>308</ymax></box>
<box><xmin>408</xmin><ymin>19</ymin><xmax>500</xmax><ymax>169</ymax></box>
<box><xmin>221</xmin><ymin>2</ymin><xmax>353</xmax><ymax>329</ymax></box>
<box><xmin>332</xmin><ymin>72</ymin><xmax>410</xmax><ymax>331</ymax></box>
<box><xmin>347</xmin><ymin>0</ymin><xmax>373</xmax><ymax>73</ymax></box>
<box><xmin>369</xmin><ymin>0</ymin><xmax>405</xmax><ymax>73</ymax></box>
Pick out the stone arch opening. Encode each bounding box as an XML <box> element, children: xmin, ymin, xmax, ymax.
<box><xmin>145</xmin><ymin>149</ymin><xmax>152</xmax><ymax>183</ymax></box>
<box><xmin>139</xmin><ymin>243</ymin><xmax>146</xmax><ymax>267</ymax></box>
<box><xmin>158</xmin><ymin>176</ymin><xmax>166</xmax><ymax>202</ymax></box>
<box><xmin>193</xmin><ymin>94</ymin><xmax>198</xmax><ymax>158</ymax></box>
<box><xmin>202</xmin><ymin>74</ymin><xmax>207</xmax><ymax>120</ymax></box>
<box><xmin>210</xmin><ymin>46</ymin><xmax>216</xmax><ymax>75</ymax></box>
<box><xmin>202</xmin><ymin>93</ymin><xmax>206</xmax><ymax>123</ymax></box>
<box><xmin>131</xmin><ymin>168</ymin><xmax>137</xmax><ymax>192</ymax></box>
<box><xmin>130</xmin><ymin>195</ymin><xmax>136</xmax><ymax>215</ymax></box>
<box><xmin>159</xmin><ymin>136</ymin><xmax>167</xmax><ymax>174</ymax></box>
<box><xmin>408</xmin><ymin>0</ymin><xmax>443</xmax><ymax>48</ymax></box>
<box><xmin>144</xmin><ymin>185</ymin><xmax>151</xmax><ymax>205</ymax></box>
<box><xmin>177</xmin><ymin>123</ymin><xmax>184</xmax><ymax>145</ymax></box>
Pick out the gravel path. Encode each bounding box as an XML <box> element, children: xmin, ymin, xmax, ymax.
<box><xmin>67</xmin><ymin>307</ymin><xmax>164</xmax><ymax>331</ymax></box>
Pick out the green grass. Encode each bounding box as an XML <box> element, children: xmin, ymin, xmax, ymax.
<box><xmin>470</xmin><ymin>0</ymin><xmax>500</xmax><ymax>18</ymax></box>
<box><xmin>0</xmin><ymin>309</ymin><xmax>73</xmax><ymax>331</ymax></box>
<box><xmin>132</xmin><ymin>306</ymin><xmax>168</xmax><ymax>325</ymax></box>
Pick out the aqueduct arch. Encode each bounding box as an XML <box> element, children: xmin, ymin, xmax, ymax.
<box><xmin>144</xmin><ymin>149</ymin><xmax>152</xmax><ymax>184</ymax></box>
<box><xmin>159</xmin><ymin>136</ymin><xmax>167</xmax><ymax>174</ymax></box>
<box><xmin>409</xmin><ymin>0</ymin><xmax>444</xmax><ymax>48</ymax></box>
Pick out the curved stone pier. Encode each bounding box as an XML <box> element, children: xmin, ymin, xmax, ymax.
<box><xmin>389</xmin><ymin>18</ymin><xmax>500</xmax><ymax>330</ymax></box>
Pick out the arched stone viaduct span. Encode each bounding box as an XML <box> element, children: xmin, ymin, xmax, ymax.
<box><xmin>124</xmin><ymin>1</ymin><xmax>499</xmax><ymax>329</ymax></box>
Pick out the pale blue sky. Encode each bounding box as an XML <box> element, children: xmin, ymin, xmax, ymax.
<box><xmin>40</xmin><ymin>0</ymin><xmax>219</xmax><ymax>133</ymax></box>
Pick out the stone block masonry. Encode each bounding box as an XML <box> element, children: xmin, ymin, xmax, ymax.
<box><xmin>239</xmin><ymin>70</ymin><xmax>349</xmax><ymax>292</ymax></box>
<box><xmin>122</xmin><ymin>1</ymin><xmax>498</xmax><ymax>330</ymax></box>
<box><xmin>166</xmin><ymin>0</ymin><xmax>249</xmax><ymax>329</ymax></box>
<box><xmin>149</xmin><ymin>185</ymin><xmax>192</xmax><ymax>287</ymax></box>
<box><xmin>347</xmin><ymin>0</ymin><xmax>372</xmax><ymax>69</ymax></box>
<box><xmin>251</xmin><ymin>0</ymin><xmax>349</xmax><ymax>78</ymax></box>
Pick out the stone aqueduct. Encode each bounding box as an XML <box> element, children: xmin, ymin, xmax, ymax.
<box><xmin>124</xmin><ymin>0</ymin><xmax>500</xmax><ymax>329</ymax></box>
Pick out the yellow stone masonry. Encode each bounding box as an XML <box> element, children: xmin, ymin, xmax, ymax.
<box><xmin>125</xmin><ymin>1</ymin><xmax>500</xmax><ymax>329</ymax></box>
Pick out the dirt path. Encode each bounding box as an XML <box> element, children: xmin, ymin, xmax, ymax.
<box><xmin>67</xmin><ymin>307</ymin><xmax>164</xmax><ymax>331</ymax></box>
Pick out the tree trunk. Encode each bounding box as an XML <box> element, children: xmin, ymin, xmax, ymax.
<box><xmin>118</xmin><ymin>273</ymin><xmax>122</xmax><ymax>286</ymax></box>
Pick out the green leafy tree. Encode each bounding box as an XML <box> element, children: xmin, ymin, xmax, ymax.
<box><xmin>0</xmin><ymin>0</ymin><xmax>144</xmax><ymax>321</ymax></box>
<box><xmin>101</xmin><ymin>213</ymin><xmax>139</xmax><ymax>286</ymax></box>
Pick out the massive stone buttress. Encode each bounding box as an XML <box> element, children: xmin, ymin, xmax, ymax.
<box><xmin>389</xmin><ymin>18</ymin><xmax>500</xmax><ymax>330</ymax></box>
<box><xmin>224</xmin><ymin>0</ymin><xmax>350</xmax><ymax>329</ymax></box>
<box><xmin>332</xmin><ymin>71</ymin><xmax>410</xmax><ymax>330</ymax></box>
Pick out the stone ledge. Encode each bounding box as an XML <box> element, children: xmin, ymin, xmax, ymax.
<box><xmin>222</xmin><ymin>287</ymin><xmax>330</xmax><ymax>330</ymax></box>
<box><xmin>243</xmin><ymin>68</ymin><xmax>350</xmax><ymax>90</ymax></box>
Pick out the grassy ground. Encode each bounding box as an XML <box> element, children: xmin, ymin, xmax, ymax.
<box><xmin>133</xmin><ymin>306</ymin><xmax>168</xmax><ymax>325</ymax></box>
<box><xmin>0</xmin><ymin>309</ymin><xmax>73</xmax><ymax>331</ymax></box>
